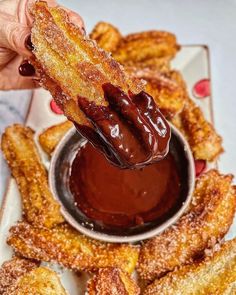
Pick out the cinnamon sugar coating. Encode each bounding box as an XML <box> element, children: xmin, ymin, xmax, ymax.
<box><xmin>8</xmin><ymin>222</ymin><xmax>139</xmax><ymax>274</ymax></box>
<box><xmin>1</xmin><ymin>124</ymin><xmax>64</xmax><ymax>228</ymax></box>
<box><xmin>87</xmin><ymin>268</ymin><xmax>140</xmax><ymax>295</ymax></box>
<box><xmin>144</xmin><ymin>238</ymin><xmax>236</xmax><ymax>294</ymax></box>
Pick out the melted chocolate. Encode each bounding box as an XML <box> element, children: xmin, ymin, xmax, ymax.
<box><xmin>69</xmin><ymin>142</ymin><xmax>180</xmax><ymax>228</ymax></box>
<box><xmin>76</xmin><ymin>83</ymin><xmax>170</xmax><ymax>168</ymax></box>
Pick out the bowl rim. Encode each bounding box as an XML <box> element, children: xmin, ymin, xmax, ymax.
<box><xmin>49</xmin><ymin>122</ymin><xmax>195</xmax><ymax>243</ymax></box>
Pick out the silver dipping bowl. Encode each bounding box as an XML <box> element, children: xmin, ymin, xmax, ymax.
<box><xmin>49</xmin><ymin>123</ymin><xmax>195</xmax><ymax>243</ymax></box>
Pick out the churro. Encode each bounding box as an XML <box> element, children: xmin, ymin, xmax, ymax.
<box><xmin>31</xmin><ymin>2</ymin><xmax>170</xmax><ymax>168</ymax></box>
<box><xmin>1</xmin><ymin>124</ymin><xmax>64</xmax><ymax>228</ymax></box>
<box><xmin>144</xmin><ymin>238</ymin><xmax>236</xmax><ymax>295</ymax></box>
<box><xmin>7</xmin><ymin>222</ymin><xmax>139</xmax><ymax>274</ymax></box>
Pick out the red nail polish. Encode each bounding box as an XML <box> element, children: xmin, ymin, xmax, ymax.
<box><xmin>25</xmin><ymin>35</ymin><xmax>34</xmax><ymax>51</ymax></box>
<box><xmin>19</xmin><ymin>62</ymin><xmax>35</xmax><ymax>76</ymax></box>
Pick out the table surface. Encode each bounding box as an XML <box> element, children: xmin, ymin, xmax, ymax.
<box><xmin>1</xmin><ymin>0</ymin><xmax>236</xmax><ymax>200</ymax></box>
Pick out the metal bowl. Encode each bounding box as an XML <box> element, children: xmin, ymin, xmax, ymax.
<box><xmin>49</xmin><ymin>123</ymin><xmax>195</xmax><ymax>243</ymax></box>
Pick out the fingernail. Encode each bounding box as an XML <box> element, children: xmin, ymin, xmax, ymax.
<box><xmin>25</xmin><ymin>35</ymin><xmax>34</xmax><ymax>51</ymax></box>
<box><xmin>19</xmin><ymin>62</ymin><xmax>35</xmax><ymax>76</ymax></box>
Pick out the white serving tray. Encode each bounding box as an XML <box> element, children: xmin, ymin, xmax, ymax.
<box><xmin>0</xmin><ymin>46</ymin><xmax>234</xmax><ymax>294</ymax></box>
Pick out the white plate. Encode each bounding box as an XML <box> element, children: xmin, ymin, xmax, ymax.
<box><xmin>1</xmin><ymin>45</ymin><xmax>234</xmax><ymax>293</ymax></box>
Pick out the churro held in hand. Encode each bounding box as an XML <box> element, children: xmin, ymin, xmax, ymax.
<box><xmin>31</xmin><ymin>1</ymin><xmax>170</xmax><ymax>168</ymax></box>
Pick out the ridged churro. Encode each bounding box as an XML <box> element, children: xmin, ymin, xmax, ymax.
<box><xmin>31</xmin><ymin>2</ymin><xmax>171</xmax><ymax>168</ymax></box>
<box><xmin>1</xmin><ymin>124</ymin><xmax>64</xmax><ymax>228</ymax></box>
<box><xmin>7</xmin><ymin>222</ymin><xmax>139</xmax><ymax>274</ymax></box>
<box><xmin>144</xmin><ymin>238</ymin><xmax>236</xmax><ymax>295</ymax></box>
<box><xmin>174</xmin><ymin>99</ymin><xmax>223</xmax><ymax>161</ymax></box>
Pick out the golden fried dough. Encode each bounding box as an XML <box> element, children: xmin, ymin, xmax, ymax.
<box><xmin>90</xmin><ymin>21</ymin><xmax>122</xmax><ymax>52</ymax></box>
<box><xmin>137</xmin><ymin>170</ymin><xmax>236</xmax><ymax>281</ymax></box>
<box><xmin>113</xmin><ymin>31</ymin><xmax>180</xmax><ymax>70</ymax></box>
<box><xmin>131</xmin><ymin>57</ymin><xmax>172</xmax><ymax>73</ymax></box>
<box><xmin>8</xmin><ymin>267</ymin><xmax>67</xmax><ymax>295</ymax></box>
<box><xmin>7</xmin><ymin>222</ymin><xmax>139</xmax><ymax>274</ymax></box>
<box><xmin>31</xmin><ymin>1</ymin><xmax>143</xmax><ymax>126</ymax></box>
<box><xmin>178</xmin><ymin>99</ymin><xmax>223</xmax><ymax>161</ymax></box>
<box><xmin>144</xmin><ymin>238</ymin><xmax>236</xmax><ymax>295</ymax></box>
<box><xmin>39</xmin><ymin>120</ymin><xmax>73</xmax><ymax>155</ymax></box>
<box><xmin>1</xmin><ymin>124</ymin><xmax>64</xmax><ymax>228</ymax></box>
<box><xmin>0</xmin><ymin>257</ymin><xmax>38</xmax><ymax>294</ymax></box>
<box><xmin>87</xmin><ymin>268</ymin><xmax>140</xmax><ymax>295</ymax></box>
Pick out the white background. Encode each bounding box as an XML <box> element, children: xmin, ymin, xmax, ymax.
<box><xmin>1</xmin><ymin>0</ymin><xmax>236</xmax><ymax>200</ymax></box>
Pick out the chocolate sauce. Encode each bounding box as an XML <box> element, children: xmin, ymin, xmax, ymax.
<box><xmin>76</xmin><ymin>83</ymin><xmax>170</xmax><ymax>169</ymax></box>
<box><xmin>69</xmin><ymin>142</ymin><xmax>180</xmax><ymax>228</ymax></box>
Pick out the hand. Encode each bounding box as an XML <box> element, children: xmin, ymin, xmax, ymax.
<box><xmin>0</xmin><ymin>0</ymin><xmax>84</xmax><ymax>90</ymax></box>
